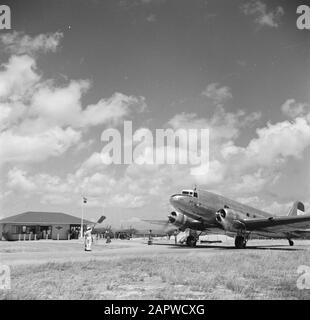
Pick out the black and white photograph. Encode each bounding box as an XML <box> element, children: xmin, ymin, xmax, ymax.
<box><xmin>0</xmin><ymin>0</ymin><xmax>310</xmax><ymax>304</ymax></box>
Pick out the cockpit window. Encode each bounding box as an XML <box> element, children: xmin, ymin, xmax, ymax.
<box><xmin>181</xmin><ymin>190</ymin><xmax>198</xmax><ymax>198</ymax></box>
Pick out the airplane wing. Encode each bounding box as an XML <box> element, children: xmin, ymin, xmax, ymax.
<box><xmin>241</xmin><ymin>215</ymin><xmax>310</xmax><ymax>238</ymax></box>
<box><xmin>243</xmin><ymin>215</ymin><xmax>310</xmax><ymax>229</ymax></box>
<box><xmin>142</xmin><ymin>219</ymin><xmax>170</xmax><ymax>226</ymax></box>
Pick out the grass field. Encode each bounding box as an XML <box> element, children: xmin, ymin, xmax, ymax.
<box><xmin>1</xmin><ymin>239</ymin><xmax>310</xmax><ymax>300</ymax></box>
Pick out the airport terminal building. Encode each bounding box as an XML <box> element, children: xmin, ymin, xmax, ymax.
<box><xmin>0</xmin><ymin>211</ymin><xmax>92</xmax><ymax>241</ymax></box>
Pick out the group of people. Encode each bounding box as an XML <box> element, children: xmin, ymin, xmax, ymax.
<box><xmin>69</xmin><ymin>227</ymin><xmax>80</xmax><ymax>240</ymax></box>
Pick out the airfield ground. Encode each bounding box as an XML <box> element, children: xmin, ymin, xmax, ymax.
<box><xmin>0</xmin><ymin>238</ymin><xmax>310</xmax><ymax>300</ymax></box>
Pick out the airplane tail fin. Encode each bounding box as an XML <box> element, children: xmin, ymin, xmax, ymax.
<box><xmin>288</xmin><ymin>201</ymin><xmax>305</xmax><ymax>216</ymax></box>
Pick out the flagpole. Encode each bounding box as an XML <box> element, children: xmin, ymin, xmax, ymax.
<box><xmin>81</xmin><ymin>198</ymin><xmax>84</xmax><ymax>238</ymax></box>
<box><xmin>81</xmin><ymin>196</ymin><xmax>87</xmax><ymax>239</ymax></box>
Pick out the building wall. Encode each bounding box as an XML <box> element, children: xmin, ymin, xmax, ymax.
<box><xmin>51</xmin><ymin>224</ymin><xmax>70</xmax><ymax>240</ymax></box>
<box><xmin>0</xmin><ymin>223</ymin><xmax>71</xmax><ymax>240</ymax></box>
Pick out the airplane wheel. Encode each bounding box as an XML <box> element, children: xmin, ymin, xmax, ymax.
<box><xmin>186</xmin><ymin>235</ymin><xmax>197</xmax><ymax>247</ymax></box>
<box><xmin>288</xmin><ymin>239</ymin><xmax>294</xmax><ymax>246</ymax></box>
<box><xmin>235</xmin><ymin>236</ymin><xmax>246</xmax><ymax>249</ymax></box>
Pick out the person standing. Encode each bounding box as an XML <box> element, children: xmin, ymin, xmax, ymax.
<box><xmin>148</xmin><ymin>229</ymin><xmax>152</xmax><ymax>245</ymax></box>
<box><xmin>84</xmin><ymin>226</ymin><xmax>93</xmax><ymax>251</ymax></box>
<box><xmin>174</xmin><ymin>230</ymin><xmax>178</xmax><ymax>245</ymax></box>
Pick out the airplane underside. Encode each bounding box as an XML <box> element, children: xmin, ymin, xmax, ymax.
<box><xmin>179</xmin><ymin>229</ymin><xmax>299</xmax><ymax>249</ymax></box>
<box><xmin>233</xmin><ymin>234</ymin><xmax>295</xmax><ymax>249</ymax></box>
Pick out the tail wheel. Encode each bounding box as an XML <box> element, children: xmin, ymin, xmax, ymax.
<box><xmin>186</xmin><ymin>235</ymin><xmax>197</xmax><ymax>247</ymax></box>
<box><xmin>235</xmin><ymin>235</ymin><xmax>246</xmax><ymax>249</ymax></box>
<box><xmin>288</xmin><ymin>239</ymin><xmax>294</xmax><ymax>246</ymax></box>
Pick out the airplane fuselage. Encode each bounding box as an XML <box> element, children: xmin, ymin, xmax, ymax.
<box><xmin>170</xmin><ymin>189</ymin><xmax>271</xmax><ymax>226</ymax></box>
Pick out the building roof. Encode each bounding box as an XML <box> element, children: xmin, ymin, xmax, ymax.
<box><xmin>0</xmin><ymin>211</ymin><xmax>93</xmax><ymax>225</ymax></box>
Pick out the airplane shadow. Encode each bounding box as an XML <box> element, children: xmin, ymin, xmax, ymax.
<box><xmin>149</xmin><ymin>242</ymin><xmax>304</xmax><ymax>251</ymax></box>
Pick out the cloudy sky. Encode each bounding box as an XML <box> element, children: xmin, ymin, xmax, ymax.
<box><xmin>0</xmin><ymin>0</ymin><xmax>310</xmax><ymax>227</ymax></box>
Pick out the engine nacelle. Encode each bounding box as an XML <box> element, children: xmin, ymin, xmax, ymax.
<box><xmin>168</xmin><ymin>211</ymin><xmax>204</xmax><ymax>231</ymax></box>
<box><xmin>215</xmin><ymin>208</ymin><xmax>245</xmax><ymax>232</ymax></box>
<box><xmin>168</xmin><ymin>211</ymin><xmax>187</xmax><ymax>226</ymax></box>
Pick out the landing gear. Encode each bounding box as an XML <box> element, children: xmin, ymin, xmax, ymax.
<box><xmin>186</xmin><ymin>235</ymin><xmax>197</xmax><ymax>247</ymax></box>
<box><xmin>288</xmin><ymin>239</ymin><xmax>294</xmax><ymax>246</ymax></box>
<box><xmin>235</xmin><ymin>235</ymin><xmax>247</xmax><ymax>249</ymax></box>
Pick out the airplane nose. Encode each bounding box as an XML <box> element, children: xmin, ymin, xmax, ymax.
<box><xmin>169</xmin><ymin>194</ymin><xmax>183</xmax><ymax>206</ymax></box>
<box><xmin>169</xmin><ymin>194</ymin><xmax>190</xmax><ymax>211</ymax></box>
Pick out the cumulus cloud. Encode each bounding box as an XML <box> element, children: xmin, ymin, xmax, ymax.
<box><xmin>201</xmin><ymin>83</ymin><xmax>233</xmax><ymax>104</ymax></box>
<box><xmin>0</xmin><ymin>33</ymin><xmax>146</xmax><ymax>166</ymax></box>
<box><xmin>79</xmin><ymin>93</ymin><xmax>146</xmax><ymax>127</ymax></box>
<box><xmin>241</xmin><ymin>0</ymin><xmax>284</xmax><ymax>28</ymax></box>
<box><xmin>214</xmin><ymin>112</ymin><xmax>310</xmax><ymax>203</ymax></box>
<box><xmin>29</xmin><ymin>80</ymin><xmax>90</xmax><ymax>127</ymax></box>
<box><xmin>281</xmin><ymin>99</ymin><xmax>310</xmax><ymax>118</ymax></box>
<box><xmin>7</xmin><ymin>167</ymin><xmax>36</xmax><ymax>192</ymax></box>
<box><xmin>233</xmin><ymin>169</ymin><xmax>266</xmax><ymax>193</ymax></box>
<box><xmin>0</xmin><ymin>31</ymin><xmax>64</xmax><ymax>55</ymax></box>
<box><xmin>75</xmin><ymin>152</ymin><xmax>106</xmax><ymax>178</ymax></box>
<box><xmin>6</xmin><ymin>167</ymin><xmax>74</xmax><ymax>205</ymax></box>
<box><xmin>193</xmin><ymin>160</ymin><xmax>225</xmax><ymax>186</ymax></box>
<box><xmin>0</xmin><ymin>127</ymin><xmax>81</xmax><ymax>163</ymax></box>
<box><xmin>245</xmin><ymin>117</ymin><xmax>310</xmax><ymax>165</ymax></box>
<box><xmin>40</xmin><ymin>194</ymin><xmax>71</xmax><ymax>205</ymax></box>
<box><xmin>6</xmin><ymin>99</ymin><xmax>310</xmax><ymax>213</ymax></box>
<box><xmin>168</xmin><ymin>106</ymin><xmax>260</xmax><ymax>143</ymax></box>
<box><xmin>5</xmin><ymin>90</ymin><xmax>310</xmax><ymax>214</ymax></box>
<box><xmin>0</xmin><ymin>55</ymin><xmax>40</xmax><ymax>101</ymax></box>
<box><xmin>164</xmin><ymin>96</ymin><xmax>310</xmax><ymax>207</ymax></box>
<box><xmin>7</xmin><ymin>167</ymin><xmax>76</xmax><ymax>193</ymax></box>
<box><xmin>30</xmin><ymin>79</ymin><xmax>145</xmax><ymax>129</ymax></box>
<box><xmin>66</xmin><ymin>105</ymin><xmax>263</xmax><ymax>208</ymax></box>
